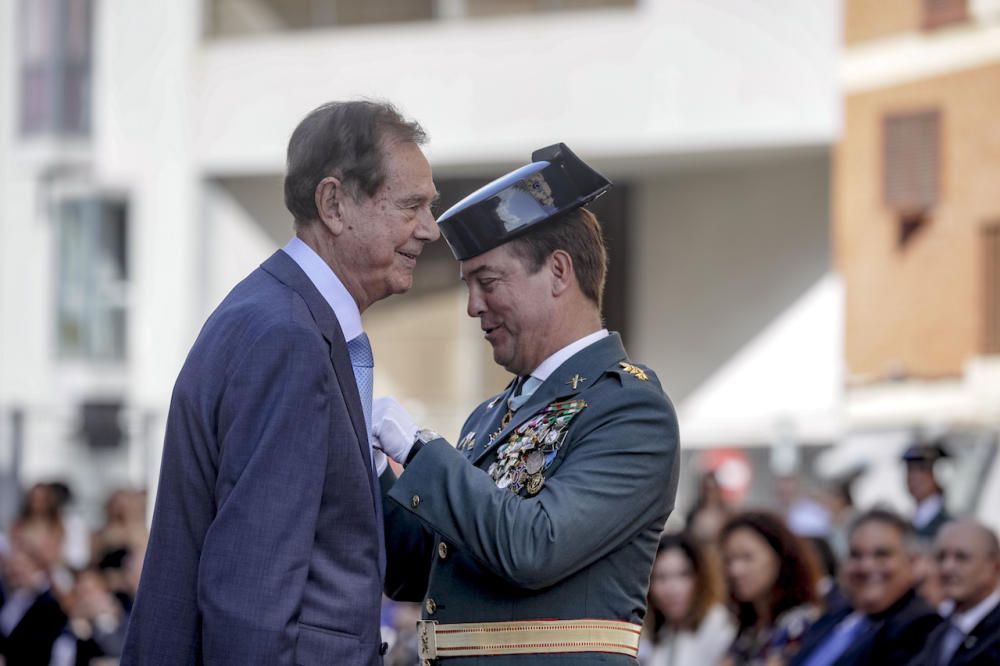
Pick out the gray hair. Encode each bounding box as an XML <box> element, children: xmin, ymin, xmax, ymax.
<box><xmin>284</xmin><ymin>100</ymin><xmax>427</xmax><ymax>224</ymax></box>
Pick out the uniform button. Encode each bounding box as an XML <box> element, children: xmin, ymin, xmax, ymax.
<box><xmin>411</xmin><ymin>495</ymin><xmax>421</xmax><ymax>508</ymax></box>
<box><xmin>438</xmin><ymin>542</ymin><xmax>448</xmax><ymax>559</ymax></box>
<box><xmin>425</xmin><ymin>598</ymin><xmax>437</xmax><ymax>615</ymax></box>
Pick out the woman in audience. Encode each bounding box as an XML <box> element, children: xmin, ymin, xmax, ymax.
<box><xmin>720</xmin><ymin>511</ymin><xmax>821</xmax><ymax>666</ymax></box>
<box><xmin>642</xmin><ymin>532</ymin><xmax>735</xmax><ymax>666</ymax></box>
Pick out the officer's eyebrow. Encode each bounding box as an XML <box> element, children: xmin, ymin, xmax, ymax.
<box><xmin>460</xmin><ymin>264</ymin><xmax>496</xmax><ymax>282</ymax></box>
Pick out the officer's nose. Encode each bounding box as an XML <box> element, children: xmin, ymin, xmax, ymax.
<box><xmin>466</xmin><ymin>288</ymin><xmax>485</xmax><ymax>319</ymax></box>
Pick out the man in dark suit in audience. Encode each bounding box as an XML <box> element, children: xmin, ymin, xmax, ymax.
<box><xmin>790</xmin><ymin>509</ymin><xmax>941</xmax><ymax>666</ymax></box>
<box><xmin>909</xmin><ymin>519</ymin><xmax>1000</xmax><ymax>666</ymax></box>
<box><xmin>0</xmin><ymin>526</ymin><xmax>67</xmax><ymax>664</ymax></box>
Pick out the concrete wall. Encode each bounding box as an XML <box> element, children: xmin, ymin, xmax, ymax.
<box><xmin>632</xmin><ymin>151</ymin><xmax>832</xmax><ymax>407</ymax></box>
<box><xmin>0</xmin><ymin>0</ymin><xmax>841</xmax><ymax>510</ymax></box>
<box><xmin>194</xmin><ymin>0</ymin><xmax>839</xmax><ymax>174</ymax></box>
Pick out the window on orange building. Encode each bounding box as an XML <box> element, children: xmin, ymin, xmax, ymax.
<box><xmin>923</xmin><ymin>0</ymin><xmax>968</xmax><ymax>29</ymax></box>
<box><xmin>983</xmin><ymin>224</ymin><xmax>1000</xmax><ymax>355</ymax></box>
<box><xmin>883</xmin><ymin>109</ymin><xmax>940</xmax><ymax>247</ymax></box>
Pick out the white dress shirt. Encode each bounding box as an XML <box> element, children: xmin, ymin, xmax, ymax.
<box><xmin>282</xmin><ymin>236</ymin><xmax>363</xmax><ymax>342</ymax></box>
<box><xmin>913</xmin><ymin>494</ymin><xmax>945</xmax><ymax>529</ymax></box>
<box><xmin>942</xmin><ymin>586</ymin><xmax>1000</xmax><ymax>636</ymax></box>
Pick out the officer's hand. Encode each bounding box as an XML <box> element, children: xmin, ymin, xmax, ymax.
<box><xmin>372</xmin><ymin>396</ymin><xmax>418</xmax><ymax>464</ymax></box>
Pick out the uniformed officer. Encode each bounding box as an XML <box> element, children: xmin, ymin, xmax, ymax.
<box><xmin>902</xmin><ymin>439</ymin><xmax>951</xmax><ymax>541</ymax></box>
<box><xmin>373</xmin><ymin>144</ymin><xmax>680</xmax><ymax>664</ymax></box>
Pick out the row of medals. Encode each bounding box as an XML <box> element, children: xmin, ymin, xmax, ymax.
<box><xmin>487</xmin><ymin>401</ymin><xmax>585</xmax><ymax>496</ymax></box>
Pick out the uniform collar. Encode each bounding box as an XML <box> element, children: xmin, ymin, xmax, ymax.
<box><xmin>528</xmin><ymin>329</ymin><xmax>609</xmax><ymax>383</ymax></box>
<box><xmin>472</xmin><ymin>332</ymin><xmax>629</xmax><ymax>465</ymax></box>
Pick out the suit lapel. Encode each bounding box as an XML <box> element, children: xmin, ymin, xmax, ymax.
<box><xmin>260</xmin><ymin>251</ymin><xmax>374</xmax><ymax>483</ymax></box>
<box><xmin>794</xmin><ymin>607</ymin><xmax>851</xmax><ymax>664</ymax></box>
<box><xmin>954</xmin><ymin>602</ymin><xmax>1000</xmax><ymax>665</ymax></box>
<box><xmin>915</xmin><ymin>621</ymin><xmax>948</xmax><ymax>665</ymax></box>
<box><xmin>471</xmin><ymin>333</ymin><xmax>628</xmax><ymax>467</ymax></box>
<box><xmin>833</xmin><ymin>617</ymin><xmax>882</xmax><ymax>666</ymax></box>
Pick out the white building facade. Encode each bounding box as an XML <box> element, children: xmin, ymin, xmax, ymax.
<box><xmin>0</xmin><ymin>0</ymin><xmax>841</xmax><ymax>522</ymax></box>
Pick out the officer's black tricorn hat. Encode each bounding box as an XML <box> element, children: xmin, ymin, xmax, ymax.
<box><xmin>437</xmin><ymin>143</ymin><xmax>612</xmax><ymax>261</ymax></box>
<box><xmin>901</xmin><ymin>440</ymin><xmax>950</xmax><ymax>464</ymax></box>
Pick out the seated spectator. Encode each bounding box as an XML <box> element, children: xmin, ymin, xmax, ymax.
<box><xmin>720</xmin><ymin>511</ymin><xmax>821</xmax><ymax>666</ymax></box>
<box><xmin>642</xmin><ymin>532</ymin><xmax>735</xmax><ymax>666</ymax></box>
<box><xmin>49</xmin><ymin>568</ymin><xmax>127</xmax><ymax>666</ymax></box>
<box><xmin>17</xmin><ymin>484</ymin><xmax>74</xmax><ymax>597</ymax></box>
<box><xmin>819</xmin><ymin>477</ymin><xmax>858</xmax><ymax>561</ymax></box>
<box><xmin>790</xmin><ymin>508</ymin><xmax>941</xmax><ymax>666</ymax></box>
<box><xmin>909</xmin><ymin>519</ymin><xmax>1000</xmax><ymax>666</ymax></box>
<box><xmin>48</xmin><ymin>481</ymin><xmax>91</xmax><ymax>571</ymax></box>
<box><xmin>17</xmin><ymin>484</ymin><xmax>66</xmax><ymax>556</ymax></box>
<box><xmin>90</xmin><ymin>489</ymin><xmax>146</xmax><ymax>568</ymax></box>
<box><xmin>775</xmin><ymin>475</ymin><xmax>831</xmax><ymax>539</ymax></box>
<box><xmin>687</xmin><ymin>472</ymin><xmax>732</xmax><ymax>547</ymax></box>
<box><xmin>806</xmin><ymin>536</ymin><xmax>850</xmax><ymax>617</ymax></box>
<box><xmin>383</xmin><ymin>600</ymin><xmax>421</xmax><ymax>666</ymax></box>
<box><xmin>0</xmin><ymin>523</ymin><xmax>68</xmax><ymax>664</ymax></box>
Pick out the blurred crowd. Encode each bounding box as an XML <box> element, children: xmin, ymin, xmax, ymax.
<box><xmin>639</xmin><ymin>443</ymin><xmax>1000</xmax><ymax>666</ymax></box>
<box><xmin>4</xmin><ymin>441</ymin><xmax>997</xmax><ymax>666</ymax></box>
<box><xmin>0</xmin><ymin>483</ymin><xmax>146</xmax><ymax>665</ymax></box>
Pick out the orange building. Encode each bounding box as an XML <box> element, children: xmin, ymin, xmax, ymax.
<box><xmin>837</xmin><ymin>0</ymin><xmax>1000</xmax><ymax>429</ymax></box>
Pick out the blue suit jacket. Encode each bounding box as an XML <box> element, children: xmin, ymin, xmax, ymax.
<box><xmin>122</xmin><ymin>251</ymin><xmax>385</xmax><ymax>665</ymax></box>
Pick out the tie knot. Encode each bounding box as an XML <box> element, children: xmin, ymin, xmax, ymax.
<box><xmin>347</xmin><ymin>333</ymin><xmax>373</xmax><ymax>368</ymax></box>
<box><xmin>508</xmin><ymin>375</ymin><xmax>542</xmax><ymax>412</ymax></box>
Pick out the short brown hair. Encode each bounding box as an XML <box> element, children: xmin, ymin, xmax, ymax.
<box><xmin>507</xmin><ymin>207</ymin><xmax>608</xmax><ymax>309</ymax></box>
<box><xmin>284</xmin><ymin>100</ymin><xmax>427</xmax><ymax>223</ymax></box>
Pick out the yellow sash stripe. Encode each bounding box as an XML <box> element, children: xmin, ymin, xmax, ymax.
<box><xmin>419</xmin><ymin>619</ymin><xmax>641</xmax><ymax>659</ymax></box>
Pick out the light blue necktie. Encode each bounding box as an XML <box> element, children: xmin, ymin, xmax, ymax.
<box><xmin>346</xmin><ymin>332</ymin><xmax>385</xmax><ymax>576</ymax></box>
<box><xmin>938</xmin><ymin>618</ymin><xmax>965</xmax><ymax>666</ymax></box>
<box><xmin>801</xmin><ymin>614</ymin><xmax>870</xmax><ymax>666</ymax></box>
<box><xmin>507</xmin><ymin>375</ymin><xmax>542</xmax><ymax>412</ymax></box>
<box><xmin>346</xmin><ymin>333</ymin><xmax>374</xmax><ymax>439</ymax></box>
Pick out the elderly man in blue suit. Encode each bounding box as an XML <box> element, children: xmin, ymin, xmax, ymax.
<box><xmin>122</xmin><ymin>100</ymin><xmax>439</xmax><ymax>665</ymax></box>
<box><xmin>374</xmin><ymin>144</ymin><xmax>680</xmax><ymax>664</ymax></box>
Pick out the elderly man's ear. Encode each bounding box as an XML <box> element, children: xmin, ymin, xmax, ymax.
<box><xmin>315</xmin><ymin>176</ymin><xmax>347</xmax><ymax>235</ymax></box>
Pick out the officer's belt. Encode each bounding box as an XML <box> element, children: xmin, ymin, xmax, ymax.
<box><xmin>416</xmin><ymin>618</ymin><xmax>641</xmax><ymax>661</ymax></box>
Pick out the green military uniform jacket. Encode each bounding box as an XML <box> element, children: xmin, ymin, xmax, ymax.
<box><xmin>382</xmin><ymin>333</ymin><xmax>679</xmax><ymax>665</ymax></box>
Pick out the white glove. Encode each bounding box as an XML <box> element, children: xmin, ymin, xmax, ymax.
<box><xmin>372</xmin><ymin>396</ymin><xmax>418</xmax><ymax>464</ymax></box>
<box><xmin>372</xmin><ymin>446</ymin><xmax>388</xmax><ymax>476</ymax></box>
